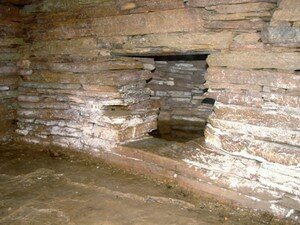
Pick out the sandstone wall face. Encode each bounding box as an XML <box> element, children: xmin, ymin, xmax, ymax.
<box><xmin>202</xmin><ymin>0</ymin><xmax>300</xmax><ymax>218</ymax></box>
<box><xmin>4</xmin><ymin>0</ymin><xmax>299</xmax><ymax>219</ymax></box>
<box><xmin>204</xmin><ymin>0</ymin><xmax>300</xmax><ymax>166</ymax></box>
<box><xmin>0</xmin><ymin>4</ymin><xmax>23</xmax><ymax>142</ymax></box>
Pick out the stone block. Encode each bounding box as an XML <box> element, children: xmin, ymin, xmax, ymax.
<box><xmin>188</xmin><ymin>0</ymin><xmax>277</xmax><ymax>7</ymax></box>
<box><xmin>31</xmin><ymin>58</ymin><xmax>144</xmax><ymax>73</ymax></box>
<box><xmin>261</xmin><ymin>26</ymin><xmax>300</xmax><ymax>47</ymax></box>
<box><xmin>20</xmin><ymin>82</ymin><xmax>81</xmax><ymax>90</ymax></box>
<box><xmin>29</xmin><ymin>8</ymin><xmax>205</xmax><ymax>40</ymax></box>
<box><xmin>204</xmin><ymin>19</ymin><xmax>267</xmax><ymax>31</ymax></box>
<box><xmin>30</xmin><ymin>38</ymin><xmax>99</xmax><ymax>58</ymax></box>
<box><xmin>205</xmin><ymin>81</ymin><xmax>262</xmax><ymax>92</ymax></box>
<box><xmin>271</xmin><ymin>0</ymin><xmax>300</xmax><ymax>22</ymax></box>
<box><xmin>213</xmin><ymin>103</ymin><xmax>300</xmax><ymax>130</ymax></box>
<box><xmin>19</xmin><ymin>102</ymin><xmax>70</xmax><ymax>110</ymax></box>
<box><xmin>113</xmin><ymin>31</ymin><xmax>233</xmax><ymax>55</ymax></box>
<box><xmin>26</xmin><ymin>70</ymin><xmax>151</xmax><ymax>85</ymax></box>
<box><xmin>205</xmin><ymin>68</ymin><xmax>300</xmax><ymax>90</ymax></box>
<box><xmin>33</xmin><ymin>0</ymin><xmax>184</xmax><ymax>23</ymax></box>
<box><xmin>204</xmin><ymin>11</ymin><xmax>271</xmax><ymax>21</ymax></box>
<box><xmin>233</xmin><ymin>33</ymin><xmax>260</xmax><ymax>44</ymax></box>
<box><xmin>206</xmin><ymin>91</ymin><xmax>263</xmax><ymax>107</ymax></box>
<box><xmin>262</xmin><ymin>93</ymin><xmax>300</xmax><ymax>109</ymax></box>
<box><xmin>208</xmin><ymin>118</ymin><xmax>300</xmax><ymax>147</ymax></box>
<box><xmin>205</xmin><ymin>125</ymin><xmax>300</xmax><ymax>166</ymax></box>
<box><xmin>206</xmin><ymin>2</ymin><xmax>275</xmax><ymax>14</ymax></box>
<box><xmin>207</xmin><ymin>50</ymin><xmax>300</xmax><ymax>71</ymax></box>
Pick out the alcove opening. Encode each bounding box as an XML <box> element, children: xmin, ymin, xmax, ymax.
<box><xmin>147</xmin><ymin>54</ymin><xmax>215</xmax><ymax>143</ymax></box>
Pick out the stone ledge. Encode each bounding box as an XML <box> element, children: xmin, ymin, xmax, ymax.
<box><xmin>15</xmin><ymin>135</ymin><xmax>300</xmax><ymax>222</ymax></box>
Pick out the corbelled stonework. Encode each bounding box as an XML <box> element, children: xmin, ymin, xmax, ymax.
<box><xmin>0</xmin><ymin>0</ymin><xmax>299</xmax><ymax>220</ymax></box>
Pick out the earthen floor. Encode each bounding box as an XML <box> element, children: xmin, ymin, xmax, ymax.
<box><xmin>0</xmin><ymin>142</ymin><xmax>297</xmax><ymax>225</ymax></box>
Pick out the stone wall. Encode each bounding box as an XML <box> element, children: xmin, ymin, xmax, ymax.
<box><xmin>16</xmin><ymin>0</ymin><xmax>236</xmax><ymax>150</ymax></box>
<box><xmin>3</xmin><ymin>0</ymin><xmax>299</xmax><ymax>219</ymax></box>
<box><xmin>201</xmin><ymin>0</ymin><xmax>300</xmax><ymax>218</ymax></box>
<box><xmin>0</xmin><ymin>4</ymin><xmax>22</xmax><ymax>142</ymax></box>
<box><xmin>16</xmin><ymin>1</ymin><xmax>164</xmax><ymax>150</ymax></box>
<box><xmin>204</xmin><ymin>0</ymin><xmax>300</xmax><ymax>166</ymax></box>
<box><xmin>148</xmin><ymin>57</ymin><xmax>213</xmax><ymax>141</ymax></box>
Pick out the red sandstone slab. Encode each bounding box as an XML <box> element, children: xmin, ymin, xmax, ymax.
<box><xmin>205</xmin><ymin>125</ymin><xmax>300</xmax><ymax>166</ymax></box>
<box><xmin>207</xmin><ymin>50</ymin><xmax>300</xmax><ymax>71</ymax></box>
<box><xmin>29</xmin><ymin>8</ymin><xmax>205</xmax><ymax>40</ymax></box>
<box><xmin>206</xmin><ymin>91</ymin><xmax>263</xmax><ymax>107</ymax></box>
<box><xmin>115</xmin><ymin>31</ymin><xmax>233</xmax><ymax>55</ymax></box>
<box><xmin>213</xmin><ymin>103</ymin><xmax>300</xmax><ymax>130</ymax></box>
<box><xmin>30</xmin><ymin>38</ymin><xmax>99</xmax><ymax>58</ymax></box>
<box><xmin>188</xmin><ymin>0</ymin><xmax>277</xmax><ymax>7</ymax></box>
<box><xmin>30</xmin><ymin>59</ymin><xmax>144</xmax><ymax>73</ymax></box>
<box><xmin>204</xmin><ymin>19</ymin><xmax>267</xmax><ymax>31</ymax></box>
<box><xmin>208</xmin><ymin>118</ymin><xmax>300</xmax><ymax>147</ymax></box>
<box><xmin>205</xmin><ymin>2</ymin><xmax>275</xmax><ymax>13</ymax></box>
<box><xmin>27</xmin><ymin>70</ymin><xmax>151</xmax><ymax>85</ymax></box>
<box><xmin>203</xmin><ymin>11</ymin><xmax>272</xmax><ymax>21</ymax></box>
<box><xmin>33</xmin><ymin>0</ymin><xmax>185</xmax><ymax>24</ymax></box>
<box><xmin>205</xmin><ymin>81</ymin><xmax>262</xmax><ymax>92</ymax></box>
<box><xmin>205</xmin><ymin>68</ymin><xmax>300</xmax><ymax>90</ymax></box>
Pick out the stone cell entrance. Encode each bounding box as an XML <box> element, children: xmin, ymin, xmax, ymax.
<box><xmin>147</xmin><ymin>54</ymin><xmax>214</xmax><ymax>142</ymax></box>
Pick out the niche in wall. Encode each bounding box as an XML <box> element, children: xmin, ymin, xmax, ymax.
<box><xmin>147</xmin><ymin>54</ymin><xmax>215</xmax><ymax>142</ymax></box>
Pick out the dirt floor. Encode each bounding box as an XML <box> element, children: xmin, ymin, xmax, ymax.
<box><xmin>0</xmin><ymin>143</ymin><xmax>297</xmax><ymax>225</ymax></box>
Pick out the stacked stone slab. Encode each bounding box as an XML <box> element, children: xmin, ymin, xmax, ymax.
<box><xmin>16</xmin><ymin>1</ymin><xmax>167</xmax><ymax>150</ymax></box>
<box><xmin>204</xmin><ymin>0</ymin><xmax>300</xmax><ymax>166</ymax></box>
<box><xmin>5</xmin><ymin>0</ymin><xmax>299</xmax><ymax>219</ymax></box>
<box><xmin>148</xmin><ymin>59</ymin><xmax>213</xmax><ymax>140</ymax></box>
<box><xmin>0</xmin><ymin>4</ymin><xmax>23</xmax><ymax>142</ymax></box>
<box><xmin>199</xmin><ymin>0</ymin><xmax>300</xmax><ymax>217</ymax></box>
<box><xmin>110</xmin><ymin>0</ymin><xmax>299</xmax><ymax>218</ymax></box>
<box><xmin>17</xmin><ymin>0</ymin><xmax>216</xmax><ymax>150</ymax></box>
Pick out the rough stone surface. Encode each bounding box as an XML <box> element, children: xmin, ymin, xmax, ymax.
<box><xmin>0</xmin><ymin>4</ymin><xmax>22</xmax><ymax>142</ymax></box>
<box><xmin>0</xmin><ymin>0</ymin><xmax>298</xmax><ymax>220</ymax></box>
<box><xmin>207</xmin><ymin>50</ymin><xmax>300</xmax><ymax>71</ymax></box>
<box><xmin>188</xmin><ymin>0</ymin><xmax>277</xmax><ymax>7</ymax></box>
<box><xmin>148</xmin><ymin>58</ymin><xmax>212</xmax><ymax>140</ymax></box>
<box><xmin>113</xmin><ymin>31</ymin><xmax>233</xmax><ymax>55</ymax></box>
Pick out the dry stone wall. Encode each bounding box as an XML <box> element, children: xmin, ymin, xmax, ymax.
<box><xmin>0</xmin><ymin>4</ymin><xmax>23</xmax><ymax>142</ymax></box>
<box><xmin>3</xmin><ymin>0</ymin><xmax>299</xmax><ymax>218</ymax></box>
<box><xmin>199</xmin><ymin>0</ymin><xmax>300</xmax><ymax>218</ymax></box>
<box><xmin>17</xmin><ymin>53</ymin><xmax>158</xmax><ymax>150</ymax></box>
<box><xmin>204</xmin><ymin>0</ymin><xmax>300</xmax><ymax>167</ymax></box>
<box><xmin>16</xmin><ymin>1</ymin><xmax>180</xmax><ymax>150</ymax></box>
<box><xmin>148</xmin><ymin>58</ymin><xmax>213</xmax><ymax>140</ymax></box>
<box><xmin>16</xmin><ymin>0</ymin><xmax>214</xmax><ymax>150</ymax></box>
